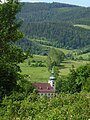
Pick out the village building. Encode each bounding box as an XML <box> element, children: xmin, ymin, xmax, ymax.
<box><xmin>32</xmin><ymin>68</ymin><xmax>56</xmax><ymax>97</ymax></box>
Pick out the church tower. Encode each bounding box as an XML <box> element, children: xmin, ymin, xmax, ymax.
<box><xmin>48</xmin><ymin>67</ymin><xmax>55</xmax><ymax>91</ymax></box>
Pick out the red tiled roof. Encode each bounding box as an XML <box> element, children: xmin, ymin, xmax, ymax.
<box><xmin>32</xmin><ymin>83</ymin><xmax>55</xmax><ymax>93</ymax></box>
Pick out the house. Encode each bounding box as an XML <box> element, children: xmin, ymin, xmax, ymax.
<box><xmin>32</xmin><ymin>68</ymin><xmax>56</xmax><ymax>97</ymax></box>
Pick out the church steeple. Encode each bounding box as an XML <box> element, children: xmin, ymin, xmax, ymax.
<box><xmin>49</xmin><ymin>68</ymin><xmax>55</xmax><ymax>80</ymax></box>
<box><xmin>48</xmin><ymin>67</ymin><xmax>55</xmax><ymax>90</ymax></box>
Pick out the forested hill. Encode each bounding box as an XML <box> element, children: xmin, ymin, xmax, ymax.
<box><xmin>19</xmin><ymin>2</ymin><xmax>90</xmax><ymax>24</ymax></box>
<box><xmin>17</xmin><ymin>2</ymin><xmax>90</xmax><ymax>53</ymax></box>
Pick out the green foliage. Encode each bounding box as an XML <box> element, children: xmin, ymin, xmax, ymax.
<box><xmin>19</xmin><ymin>22</ymin><xmax>90</xmax><ymax>50</ymax></box>
<box><xmin>29</xmin><ymin>59</ymin><xmax>46</xmax><ymax>67</ymax></box>
<box><xmin>17</xmin><ymin>78</ymin><xmax>34</xmax><ymax>95</ymax></box>
<box><xmin>60</xmin><ymin>60</ymin><xmax>90</xmax><ymax>76</ymax></box>
<box><xmin>56</xmin><ymin>63</ymin><xmax>90</xmax><ymax>93</ymax></box>
<box><xmin>0</xmin><ymin>0</ymin><xmax>23</xmax><ymax>43</ymax></box>
<box><xmin>16</xmin><ymin>2</ymin><xmax>90</xmax><ymax>51</ymax></box>
<box><xmin>47</xmin><ymin>48</ymin><xmax>65</xmax><ymax>70</ymax></box>
<box><xmin>1</xmin><ymin>2</ymin><xmax>90</xmax><ymax>119</ymax></box>
<box><xmin>75</xmin><ymin>64</ymin><xmax>90</xmax><ymax>89</ymax></box>
<box><xmin>83</xmin><ymin>77</ymin><xmax>90</xmax><ymax>91</ymax></box>
<box><xmin>0</xmin><ymin>0</ymin><xmax>29</xmax><ymax>99</ymax></box>
<box><xmin>0</xmin><ymin>92</ymin><xmax>90</xmax><ymax>120</ymax></box>
<box><xmin>59</xmin><ymin>63</ymin><xmax>90</xmax><ymax>93</ymax></box>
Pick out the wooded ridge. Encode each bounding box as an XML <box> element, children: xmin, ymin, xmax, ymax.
<box><xmin>16</xmin><ymin>2</ymin><xmax>90</xmax><ymax>53</ymax></box>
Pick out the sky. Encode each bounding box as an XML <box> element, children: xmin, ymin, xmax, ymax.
<box><xmin>0</xmin><ymin>0</ymin><xmax>90</xmax><ymax>7</ymax></box>
<box><xmin>20</xmin><ymin>0</ymin><xmax>90</xmax><ymax>7</ymax></box>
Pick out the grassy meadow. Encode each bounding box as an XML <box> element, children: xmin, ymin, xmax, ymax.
<box><xmin>77</xmin><ymin>52</ymin><xmax>90</xmax><ymax>59</ymax></box>
<box><xmin>60</xmin><ymin>60</ymin><xmax>90</xmax><ymax>76</ymax></box>
<box><xmin>19</xmin><ymin>55</ymin><xmax>50</xmax><ymax>82</ymax></box>
<box><xmin>19</xmin><ymin>54</ymin><xmax>90</xmax><ymax>82</ymax></box>
<box><xmin>74</xmin><ymin>24</ymin><xmax>90</xmax><ymax>30</ymax></box>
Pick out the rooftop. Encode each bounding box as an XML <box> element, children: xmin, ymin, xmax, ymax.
<box><xmin>32</xmin><ymin>83</ymin><xmax>55</xmax><ymax>93</ymax></box>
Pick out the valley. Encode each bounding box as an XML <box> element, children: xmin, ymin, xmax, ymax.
<box><xmin>0</xmin><ymin>1</ymin><xmax>90</xmax><ymax>119</ymax></box>
<box><xmin>19</xmin><ymin>54</ymin><xmax>90</xmax><ymax>82</ymax></box>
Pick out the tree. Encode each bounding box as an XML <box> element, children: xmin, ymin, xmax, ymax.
<box><xmin>46</xmin><ymin>48</ymin><xmax>65</xmax><ymax>70</ymax></box>
<box><xmin>0</xmin><ymin>0</ymin><xmax>28</xmax><ymax>99</ymax></box>
<box><xmin>75</xmin><ymin>64</ymin><xmax>90</xmax><ymax>91</ymax></box>
<box><xmin>67</xmin><ymin>64</ymin><xmax>90</xmax><ymax>93</ymax></box>
<box><xmin>56</xmin><ymin>64</ymin><xmax>90</xmax><ymax>93</ymax></box>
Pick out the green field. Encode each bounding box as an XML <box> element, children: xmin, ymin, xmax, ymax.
<box><xmin>74</xmin><ymin>24</ymin><xmax>90</xmax><ymax>30</ymax></box>
<box><xmin>19</xmin><ymin>55</ymin><xmax>90</xmax><ymax>82</ymax></box>
<box><xmin>77</xmin><ymin>52</ymin><xmax>90</xmax><ymax>59</ymax></box>
<box><xmin>20</xmin><ymin>66</ymin><xmax>50</xmax><ymax>83</ymax></box>
<box><xmin>19</xmin><ymin>55</ymin><xmax>50</xmax><ymax>82</ymax></box>
<box><xmin>60</xmin><ymin>60</ymin><xmax>90</xmax><ymax>76</ymax></box>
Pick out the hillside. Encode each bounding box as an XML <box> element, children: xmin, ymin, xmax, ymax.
<box><xmin>1</xmin><ymin>1</ymin><xmax>90</xmax><ymax>120</ymax></box>
<box><xmin>74</xmin><ymin>24</ymin><xmax>90</xmax><ymax>30</ymax></box>
<box><xmin>16</xmin><ymin>2</ymin><xmax>90</xmax><ymax>54</ymax></box>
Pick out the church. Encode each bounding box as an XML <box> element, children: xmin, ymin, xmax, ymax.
<box><xmin>32</xmin><ymin>69</ymin><xmax>56</xmax><ymax>97</ymax></box>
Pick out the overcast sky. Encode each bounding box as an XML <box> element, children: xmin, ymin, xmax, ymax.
<box><xmin>20</xmin><ymin>0</ymin><xmax>90</xmax><ymax>7</ymax></box>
